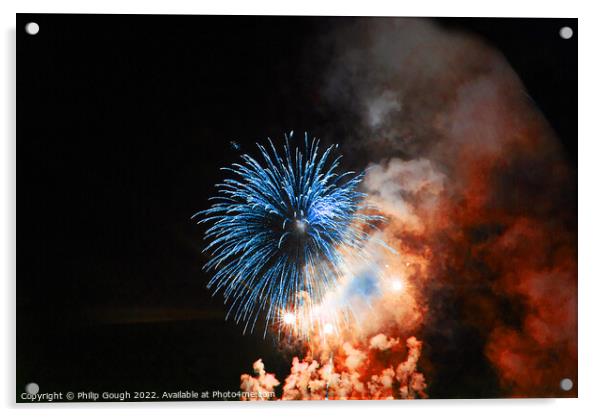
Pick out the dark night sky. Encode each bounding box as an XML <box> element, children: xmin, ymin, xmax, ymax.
<box><xmin>17</xmin><ymin>14</ymin><xmax>576</xmax><ymax>401</ymax></box>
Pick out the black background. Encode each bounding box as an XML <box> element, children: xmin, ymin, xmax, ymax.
<box><xmin>17</xmin><ymin>14</ymin><xmax>577</xmax><ymax>400</ymax></box>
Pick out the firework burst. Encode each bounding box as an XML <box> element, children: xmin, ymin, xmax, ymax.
<box><xmin>194</xmin><ymin>132</ymin><xmax>383</xmax><ymax>335</ymax></box>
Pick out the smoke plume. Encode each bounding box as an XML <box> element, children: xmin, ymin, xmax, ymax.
<box><xmin>240</xmin><ymin>17</ymin><xmax>576</xmax><ymax>399</ymax></box>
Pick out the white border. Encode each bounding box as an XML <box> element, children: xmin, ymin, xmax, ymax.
<box><xmin>2</xmin><ymin>1</ymin><xmax>600</xmax><ymax>416</ymax></box>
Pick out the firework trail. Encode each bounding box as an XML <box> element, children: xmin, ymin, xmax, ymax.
<box><xmin>194</xmin><ymin>132</ymin><xmax>383</xmax><ymax>335</ymax></box>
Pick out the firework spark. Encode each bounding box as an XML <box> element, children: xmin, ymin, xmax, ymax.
<box><xmin>194</xmin><ymin>132</ymin><xmax>384</xmax><ymax>335</ymax></box>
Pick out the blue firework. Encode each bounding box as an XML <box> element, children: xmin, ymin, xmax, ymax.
<box><xmin>193</xmin><ymin>132</ymin><xmax>382</xmax><ymax>334</ymax></box>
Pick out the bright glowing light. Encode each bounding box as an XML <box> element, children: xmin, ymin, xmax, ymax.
<box><xmin>391</xmin><ymin>279</ymin><xmax>405</xmax><ymax>292</ymax></box>
<box><xmin>283</xmin><ymin>312</ymin><xmax>296</xmax><ymax>325</ymax></box>
<box><xmin>295</xmin><ymin>219</ymin><xmax>306</xmax><ymax>233</ymax></box>
<box><xmin>323</xmin><ymin>323</ymin><xmax>334</xmax><ymax>334</ymax></box>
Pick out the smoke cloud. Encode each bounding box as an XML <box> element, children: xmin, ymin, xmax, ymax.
<box><xmin>239</xmin><ymin>17</ymin><xmax>576</xmax><ymax>399</ymax></box>
<box><xmin>322</xmin><ymin>18</ymin><xmax>577</xmax><ymax>397</ymax></box>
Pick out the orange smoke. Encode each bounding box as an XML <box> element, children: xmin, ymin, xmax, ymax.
<box><xmin>430</xmin><ymin>71</ymin><xmax>577</xmax><ymax>397</ymax></box>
